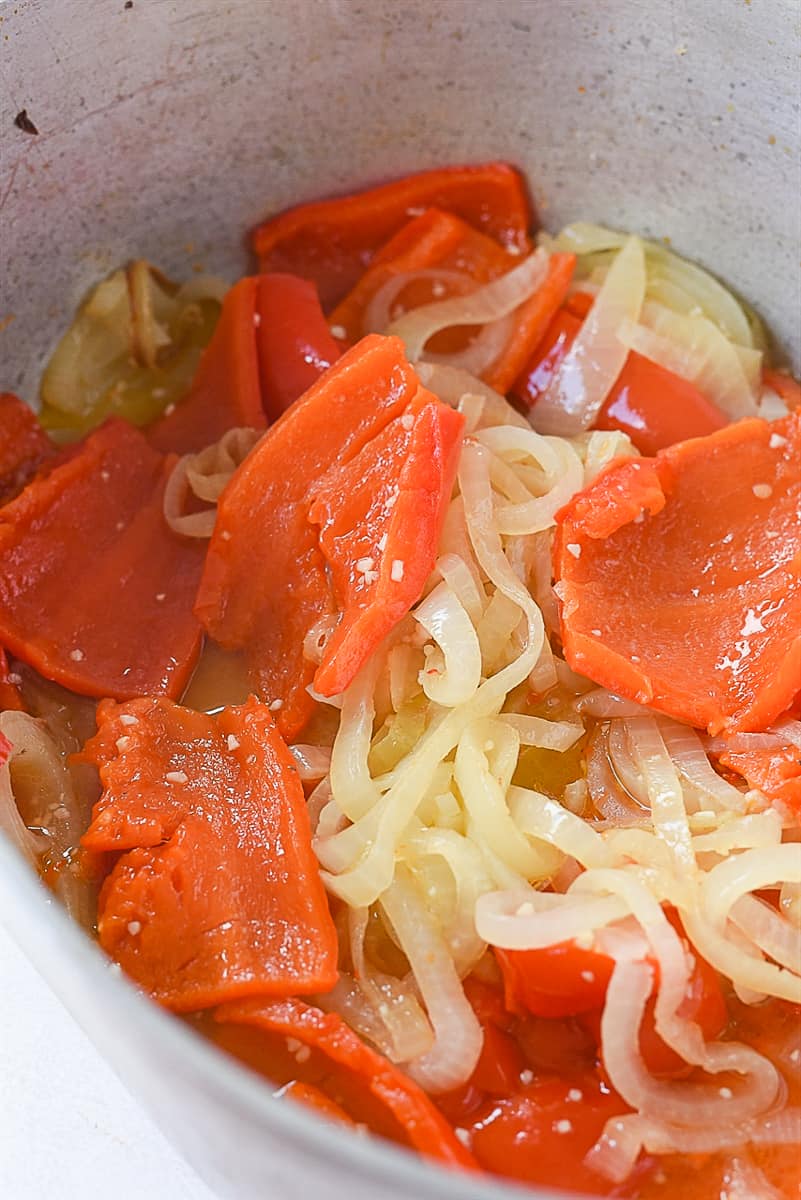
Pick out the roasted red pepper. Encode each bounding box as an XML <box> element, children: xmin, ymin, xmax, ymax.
<box><xmin>0</xmin><ymin>418</ymin><xmax>205</xmax><ymax>700</ymax></box>
<box><xmin>81</xmin><ymin>696</ymin><xmax>338</xmax><ymax>1011</ymax></box>
<box><xmin>252</xmin><ymin>163</ymin><xmax>533</xmax><ymax>310</ymax></box>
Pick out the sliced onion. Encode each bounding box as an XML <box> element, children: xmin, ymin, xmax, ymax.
<box><xmin>387</xmin><ymin>250</ymin><xmax>549</xmax><ymax>364</ymax></box>
<box><xmin>720</xmin><ymin>1156</ymin><xmax>784</xmax><ymax>1200</ymax></box>
<box><xmin>413</xmin><ymin>361</ymin><xmax>530</xmax><ymax>429</ymax></box>
<box><xmin>553</xmin><ymin>222</ymin><xmax>762</xmax><ymax>349</ymax></box>
<box><xmin>730</xmin><ymin>894</ymin><xmax>801</xmax><ymax>973</ymax></box>
<box><xmin>586</xmin><ymin>726</ymin><xmax>647</xmax><ymax>822</ymax></box>
<box><xmin>476</xmin><ymin>887</ymin><xmax>629</xmax><ymax>950</ymax></box>
<box><xmin>434</xmin><ymin>553</ymin><xmax>485</xmax><ymax>625</ymax></box>
<box><xmin>424</xmin><ymin>315</ymin><xmax>514</xmax><ymax>375</ymax></box>
<box><xmin>659</xmin><ymin>720</ymin><xmax>747</xmax><ymax>812</ymax></box>
<box><xmin>532</xmin><ymin>236</ymin><xmax>646</xmax><ymax>435</ymax></box>
<box><xmin>318</xmin><ymin>972</ymin><xmax>433</xmax><ymax>1064</ymax></box>
<box><xmin>476</xmin><ymin>426</ymin><xmax>584</xmax><ymax>536</ymax></box>
<box><xmin>289</xmin><ymin>744</ymin><xmax>331</xmax><ymax>782</ymax></box>
<box><xmin>379</xmin><ymin>866</ymin><xmax>483</xmax><ymax>1093</ymax></box>
<box><xmin>510</xmin><ymin>785</ymin><xmax>612</xmax><ymax>869</ymax></box>
<box><xmin>500</xmin><ymin>714</ymin><xmax>583</xmax><ymax>751</ymax></box>
<box><xmin>363</xmin><ymin>268</ymin><xmax>472</xmax><ymax>336</ymax></box>
<box><xmin>600</xmin><ymin>958</ymin><xmax>779</xmax><ymax>1130</ymax></box>
<box><xmin>0</xmin><ymin>729</ymin><xmax>48</xmax><ymax>865</ymax></box>
<box><xmin>618</xmin><ymin>304</ymin><xmax>758</xmax><ymax>420</ymax></box>
<box><xmin>576</xmin><ymin>689</ymin><xmax>652</xmax><ymax>719</ymax></box>
<box><xmin>164</xmin><ymin>427</ymin><xmax>261</xmax><ymax>538</ymax></box>
<box><xmin>624</xmin><ymin>716</ymin><xmax>693</xmax><ymax>867</ymax></box>
<box><xmin>587</xmin><ymin>1109</ymin><xmax>801</xmax><ymax>1184</ymax></box>
<box><xmin>413</xmin><ymin>582</ymin><xmax>482</xmax><ymax>707</ymax></box>
<box><xmin>348</xmin><ymin>907</ymin><xmax>434</xmax><ymax>1063</ymax></box>
<box><xmin>772</xmin><ymin>718</ymin><xmax>801</xmax><ymax>750</ymax></box>
<box><xmin>0</xmin><ymin>711</ymin><xmax>90</xmax><ymax>922</ymax></box>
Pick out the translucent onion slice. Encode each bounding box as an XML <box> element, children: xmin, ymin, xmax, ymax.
<box><xmin>413</xmin><ymin>582</ymin><xmax>482</xmax><ymax>707</ymax></box>
<box><xmin>500</xmin><ymin>714</ymin><xmax>583</xmax><ymax>751</ymax></box>
<box><xmin>363</xmin><ymin>268</ymin><xmax>472</xmax><ymax>336</ymax></box>
<box><xmin>379</xmin><ymin>866</ymin><xmax>483</xmax><ymax>1093</ymax></box>
<box><xmin>0</xmin><ymin>711</ymin><xmax>89</xmax><ymax>922</ymax></box>
<box><xmin>386</xmin><ymin>250</ymin><xmax>549</xmax><ymax>364</ymax></box>
<box><xmin>434</xmin><ymin>553</ymin><xmax>485</xmax><ymax>625</ymax></box>
<box><xmin>289</xmin><ymin>743</ymin><xmax>332</xmax><ymax>782</ymax></box>
<box><xmin>476</xmin><ymin>426</ymin><xmax>584</xmax><ymax>536</ymax></box>
<box><xmin>600</xmin><ymin>958</ymin><xmax>779</xmax><ymax>1130</ymax></box>
<box><xmin>413</xmin><ymin>362</ymin><xmax>530</xmax><ymax>430</ymax></box>
<box><xmin>163</xmin><ymin>426</ymin><xmax>262</xmax><ymax>538</ymax></box>
<box><xmin>532</xmin><ymin>236</ymin><xmax>646</xmax><ymax>435</ymax></box>
<box><xmin>347</xmin><ymin>906</ymin><xmax>434</xmax><ymax>1063</ymax></box>
<box><xmin>475</xmin><ymin>887</ymin><xmax>629</xmax><ymax>950</ymax></box>
<box><xmin>587</xmin><ymin>1109</ymin><xmax>801</xmax><ymax>1185</ymax></box>
<box><xmin>658</xmin><ymin>720</ymin><xmax>747</xmax><ymax>813</ymax></box>
<box><xmin>552</xmin><ymin>221</ymin><xmax>763</xmax><ymax>349</ymax></box>
<box><xmin>617</xmin><ymin>304</ymin><xmax>759</xmax><ymax>419</ymax></box>
<box><xmin>576</xmin><ymin>690</ymin><xmax>653</xmax><ymax>719</ymax></box>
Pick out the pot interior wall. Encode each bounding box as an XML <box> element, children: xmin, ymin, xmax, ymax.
<box><xmin>1</xmin><ymin>0</ymin><xmax>799</xmax><ymax>404</ymax></box>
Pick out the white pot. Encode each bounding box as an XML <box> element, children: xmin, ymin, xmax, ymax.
<box><xmin>0</xmin><ymin>2</ymin><xmax>798</xmax><ymax>1198</ymax></box>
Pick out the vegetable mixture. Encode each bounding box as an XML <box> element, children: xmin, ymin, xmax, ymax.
<box><xmin>1</xmin><ymin>162</ymin><xmax>799</xmax><ymax>1200</ymax></box>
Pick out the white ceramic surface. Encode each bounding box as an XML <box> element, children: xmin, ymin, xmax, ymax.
<box><xmin>0</xmin><ymin>923</ymin><xmax>217</xmax><ymax>1200</ymax></box>
<box><xmin>0</xmin><ymin>2</ymin><xmax>799</xmax><ymax>1199</ymax></box>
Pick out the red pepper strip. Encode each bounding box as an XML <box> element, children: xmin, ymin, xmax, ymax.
<box><xmin>763</xmin><ymin>368</ymin><xmax>801</xmax><ymax>409</ymax></box>
<box><xmin>329</xmin><ymin>207</ymin><xmax>573</xmax><ymax>395</ymax></box>
<box><xmin>214</xmin><ymin>997</ymin><xmax>479</xmax><ymax>1170</ymax></box>
<box><xmin>80</xmin><ymin>696</ymin><xmax>337</xmax><ymax>1012</ymax></box>
<box><xmin>554</xmin><ymin>410</ymin><xmax>801</xmax><ymax>735</ymax></box>
<box><xmin>309</xmin><ymin>391</ymin><xmax>464</xmax><ymax>697</ymax></box>
<box><xmin>0</xmin><ymin>393</ymin><xmax>54</xmax><ymax>506</ymax></box>
<box><xmin>252</xmin><ymin>162</ymin><xmax>533</xmax><ymax>310</ymax></box>
<box><xmin>0</xmin><ymin>419</ymin><xmax>205</xmax><ymax>700</ymax></box>
<box><xmin>0</xmin><ymin>648</ymin><xmax>23</xmax><ymax>711</ymax></box>
<box><xmin>718</xmin><ymin>737</ymin><xmax>801</xmax><ymax>815</ymax></box>
<box><xmin>465</xmin><ymin>1074</ymin><xmax>628</xmax><ymax>1196</ymax></box>
<box><xmin>482</xmin><ymin>252</ymin><xmax>576</xmax><ymax>394</ymax></box>
<box><xmin>255</xmin><ymin>274</ymin><xmax>342</xmax><ymax>421</ymax></box>
<box><xmin>149</xmin><ymin>279</ymin><xmax>266</xmax><ymax>456</ymax></box>
<box><xmin>328</xmin><ymin>208</ymin><xmax>518</xmax><ymax>345</ymax></box>
<box><xmin>194</xmin><ymin>335</ymin><xmax>421</xmax><ymax>739</ymax></box>
<box><xmin>496</xmin><ymin>942</ymin><xmax>615</xmax><ymax>1019</ymax></box>
<box><xmin>283</xmin><ymin>1081</ymin><xmax>354</xmax><ymax>1126</ymax></box>
<box><xmin>514</xmin><ymin>298</ymin><xmax>727</xmax><ymax>454</ymax></box>
<box><xmin>498</xmin><ymin>915</ymin><xmax>726</xmax><ymax>1080</ymax></box>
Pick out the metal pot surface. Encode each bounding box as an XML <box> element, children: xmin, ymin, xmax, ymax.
<box><xmin>0</xmin><ymin>3</ymin><xmax>799</xmax><ymax>1198</ymax></box>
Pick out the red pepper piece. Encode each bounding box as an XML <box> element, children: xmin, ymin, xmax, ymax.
<box><xmin>496</xmin><ymin>941</ymin><xmax>616</xmax><ymax>1019</ymax></box>
<box><xmin>483</xmin><ymin>251</ymin><xmax>576</xmax><ymax>394</ymax></box>
<box><xmin>553</xmin><ymin>410</ymin><xmax>801</xmax><ymax>735</ymax></box>
<box><xmin>214</xmin><ymin>996</ymin><xmax>479</xmax><ymax>1170</ymax></box>
<box><xmin>80</xmin><ymin>696</ymin><xmax>337</xmax><ymax>1011</ymax></box>
<box><xmin>149</xmin><ymin>279</ymin><xmax>266</xmax><ymax>455</ymax></box>
<box><xmin>718</xmin><ymin>735</ymin><xmax>801</xmax><ymax>814</ymax></box>
<box><xmin>328</xmin><ymin>207</ymin><xmax>518</xmax><ymax>345</ymax></box>
<box><xmin>514</xmin><ymin>296</ymin><xmax>727</xmax><ymax>454</ymax></box>
<box><xmin>255</xmin><ymin>274</ymin><xmax>341</xmax><ymax>421</ymax></box>
<box><xmin>0</xmin><ymin>392</ymin><xmax>54</xmax><ymax>506</ymax></box>
<box><xmin>763</xmin><ymin>368</ymin><xmax>801</xmax><ymax>410</ymax></box>
<box><xmin>282</xmin><ymin>1081</ymin><xmax>354</xmax><ymax>1125</ymax></box>
<box><xmin>194</xmin><ymin>335</ymin><xmax>420</xmax><ymax>738</ymax></box>
<box><xmin>0</xmin><ymin>418</ymin><xmax>205</xmax><ymax>700</ymax></box>
<box><xmin>252</xmin><ymin>163</ymin><xmax>533</xmax><ymax>310</ymax></box>
<box><xmin>309</xmin><ymin>391</ymin><xmax>464</xmax><ymax>697</ymax></box>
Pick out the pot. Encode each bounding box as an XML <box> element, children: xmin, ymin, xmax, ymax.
<box><xmin>0</xmin><ymin>2</ymin><xmax>798</xmax><ymax>1198</ymax></box>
